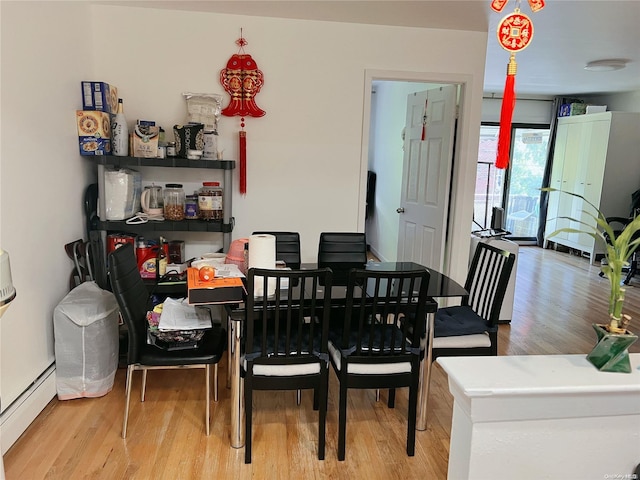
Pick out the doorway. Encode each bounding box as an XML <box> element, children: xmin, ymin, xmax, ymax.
<box><xmin>360</xmin><ymin>69</ymin><xmax>480</xmax><ymax>283</ymax></box>
<box><xmin>396</xmin><ymin>85</ymin><xmax>457</xmax><ymax>271</ymax></box>
<box><xmin>363</xmin><ymin>76</ymin><xmax>459</xmax><ymax>268</ymax></box>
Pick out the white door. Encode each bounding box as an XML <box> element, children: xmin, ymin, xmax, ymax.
<box><xmin>397</xmin><ymin>85</ymin><xmax>457</xmax><ymax>270</ymax></box>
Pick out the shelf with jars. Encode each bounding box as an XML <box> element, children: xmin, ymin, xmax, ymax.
<box><xmin>90</xmin><ymin>155</ymin><xmax>235</xmax><ymax>289</ymax></box>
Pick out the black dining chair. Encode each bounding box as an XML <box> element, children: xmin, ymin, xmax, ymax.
<box><xmin>243</xmin><ymin>267</ymin><xmax>333</xmax><ymax>464</ymax></box>
<box><xmin>108</xmin><ymin>243</ymin><xmax>227</xmax><ymax>438</ymax></box>
<box><xmin>431</xmin><ymin>241</ymin><xmax>515</xmax><ymax>359</ymax></box>
<box><xmin>415</xmin><ymin>242</ymin><xmax>515</xmax><ymax>426</ymax></box>
<box><xmin>317</xmin><ymin>232</ymin><xmax>367</xmax><ymax>286</ymax></box>
<box><xmin>252</xmin><ymin>231</ymin><xmax>301</xmax><ymax>269</ymax></box>
<box><xmin>328</xmin><ymin>267</ymin><xmax>430</xmax><ymax>461</ymax></box>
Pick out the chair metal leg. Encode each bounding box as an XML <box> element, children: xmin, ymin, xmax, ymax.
<box><xmin>141</xmin><ymin>369</ymin><xmax>148</xmax><ymax>402</ymax></box>
<box><xmin>375</xmin><ymin>389</ymin><xmax>380</xmax><ymax>402</ymax></box>
<box><xmin>122</xmin><ymin>364</ymin><xmax>134</xmax><ymax>439</ymax></box>
<box><xmin>124</xmin><ymin>367</ymin><xmax>130</xmax><ymax>396</ymax></box>
<box><xmin>205</xmin><ymin>365</ymin><xmax>211</xmax><ymax>436</ymax></box>
<box><xmin>297</xmin><ymin>389</ymin><xmax>301</xmax><ymax>405</ymax></box>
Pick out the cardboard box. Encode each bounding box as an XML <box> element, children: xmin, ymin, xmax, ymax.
<box><xmin>76</xmin><ymin>110</ymin><xmax>112</xmax><ymax>155</ymax></box>
<box><xmin>78</xmin><ymin>136</ymin><xmax>111</xmax><ymax>155</ymax></box>
<box><xmin>77</xmin><ymin>110</ymin><xmax>110</xmax><ymax>137</ymax></box>
<box><xmin>133</xmin><ymin>124</ymin><xmax>159</xmax><ymax>158</ymax></box>
<box><xmin>187</xmin><ymin>268</ymin><xmax>245</xmax><ymax>305</ymax></box>
<box><xmin>81</xmin><ymin>81</ymin><xmax>118</xmax><ymax>113</ymax></box>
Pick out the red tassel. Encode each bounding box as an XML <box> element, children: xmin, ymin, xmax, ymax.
<box><xmin>496</xmin><ymin>56</ymin><xmax>517</xmax><ymax>169</ymax></box>
<box><xmin>239</xmin><ymin>130</ymin><xmax>247</xmax><ymax>195</ymax></box>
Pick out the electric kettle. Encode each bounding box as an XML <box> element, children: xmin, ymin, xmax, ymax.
<box><xmin>141</xmin><ymin>185</ymin><xmax>163</xmax><ymax>216</ymax></box>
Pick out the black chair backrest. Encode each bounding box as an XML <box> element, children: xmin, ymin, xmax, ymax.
<box><xmin>317</xmin><ymin>232</ymin><xmax>367</xmax><ymax>285</ymax></box>
<box><xmin>245</xmin><ymin>267</ymin><xmax>333</xmax><ymax>366</ymax></box>
<box><xmin>252</xmin><ymin>231</ymin><xmax>301</xmax><ymax>269</ymax></box>
<box><xmin>336</xmin><ymin>268</ymin><xmax>430</xmax><ymax>358</ymax></box>
<box><xmin>108</xmin><ymin>243</ymin><xmax>149</xmax><ymax>364</ymax></box>
<box><xmin>465</xmin><ymin>242</ymin><xmax>516</xmax><ymax>327</ymax></box>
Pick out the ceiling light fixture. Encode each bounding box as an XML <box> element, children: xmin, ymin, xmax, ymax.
<box><xmin>584</xmin><ymin>59</ymin><xmax>628</xmax><ymax>72</ymax></box>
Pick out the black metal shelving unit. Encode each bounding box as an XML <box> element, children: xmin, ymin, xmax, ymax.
<box><xmin>90</xmin><ymin>155</ymin><xmax>236</xmax><ymax>289</ymax></box>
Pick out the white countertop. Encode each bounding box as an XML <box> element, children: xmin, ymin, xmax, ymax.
<box><xmin>438</xmin><ymin>354</ymin><xmax>640</xmax><ymax>422</ymax></box>
<box><xmin>438</xmin><ymin>353</ymin><xmax>640</xmax><ymax>396</ymax></box>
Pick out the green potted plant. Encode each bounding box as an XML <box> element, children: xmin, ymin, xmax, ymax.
<box><xmin>543</xmin><ymin>187</ymin><xmax>639</xmax><ymax>372</ymax></box>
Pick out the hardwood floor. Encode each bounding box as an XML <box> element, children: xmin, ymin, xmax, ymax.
<box><xmin>5</xmin><ymin>246</ymin><xmax>640</xmax><ymax>479</ymax></box>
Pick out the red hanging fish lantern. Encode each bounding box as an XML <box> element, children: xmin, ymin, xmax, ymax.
<box><xmin>220</xmin><ymin>33</ymin><xmax>265</xmax><ymax>195</ymax></box>
<box><xmin>220</xmin><ymin>53</ymin><xmax>265</xmax><ymax>118</ymax></box>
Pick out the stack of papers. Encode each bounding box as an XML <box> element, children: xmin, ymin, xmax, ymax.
<box><xmin>158</xmin><ymin>297</ymin><xmax>212</xmax><ymax>331</ymax></box>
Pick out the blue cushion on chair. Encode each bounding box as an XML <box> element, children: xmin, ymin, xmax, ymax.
<box><xmin>434</xmin><ymin>305</ymin><xmax>489</xmax><ymax>337</ymax></box>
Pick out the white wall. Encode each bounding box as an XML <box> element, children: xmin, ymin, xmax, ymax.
<box><xmin>1</xmin><ymin>0</ymin><xmax>95</xmax><ymax>448</ymax></box>
<box><xmin>482</xmin><ymin>97</ymin><xmax>554</xmax><ymax>124</ymax></box>
<box><xmin>583</xmin><ymin>90</ymin><xmax>640</xmax><ymax>113</ymax></box>
<box><xmin>89</xmin><ymin>4</ymin><xmax>487</xmax><ymax>271</ymax></box>
<box><xmin>0</xmin><ymin>1</ymin><xmax>487</xmax><ymax>450</ymax></box>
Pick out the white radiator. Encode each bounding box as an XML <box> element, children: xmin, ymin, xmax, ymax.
<box><xmin>1</xmin><ymin>364</ymin><xmax>56</xmax><ymax>455</ymax></box>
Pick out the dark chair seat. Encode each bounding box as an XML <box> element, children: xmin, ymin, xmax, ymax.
<box><xmin>434</xmin><ymin>305</ymin><xmax>492</xmax><ymax>337</ymax></box>
<box><xmin>138</xmin><ymin>328</ymin><xmax>226</xmax><ymax>365</ymax></box>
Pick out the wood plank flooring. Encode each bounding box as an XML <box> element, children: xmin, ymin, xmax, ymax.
<box><xmin>4</xmin><ymin>246</ymin><xmax>640</xmax><ymax>479</ymax></box>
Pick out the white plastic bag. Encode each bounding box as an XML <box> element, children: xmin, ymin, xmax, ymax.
<box><xmin>53</xmin><ymin>281</ymin><xmax>120</xmax><ymax>400</ymax></box>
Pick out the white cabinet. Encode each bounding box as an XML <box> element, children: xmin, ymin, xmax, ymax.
<box><xmin>545</xmin><ymin>112</ymin><xmax>640</xmax><ymax>264</ymax></box>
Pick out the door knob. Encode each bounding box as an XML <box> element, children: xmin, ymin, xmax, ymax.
<box><xmin>397</xmin><ymin>207</ymin><xmax>405</xmax><ymax>213</ymax></box>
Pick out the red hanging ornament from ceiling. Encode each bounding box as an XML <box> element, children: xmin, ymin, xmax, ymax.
<box><xmin>492</xmin><ymin>0</ymin><xmax>543</xmax><ymax>169</ymax></box>
<box><xmin>220</xmin><ymin>31</ymin><xmax>265</xmax><ymax>195</ymax></box>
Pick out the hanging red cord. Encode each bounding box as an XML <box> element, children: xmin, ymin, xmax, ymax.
<box><xmin>239</xmin><ymin>129</ymin><xmax>247</xmax><ymax>194</ymax></box>
<box><xmin>496</xmin><ymin>55</ymin><xmax>517</xmax><ymax>169</ymax></box>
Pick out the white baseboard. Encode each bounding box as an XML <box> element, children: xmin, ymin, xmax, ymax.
<box><xmin>1</xmin><ymin>365</ymin><xmax>56</xmax><ymax>455</ymax></box>
<box><xmin>369</xmin><ymin>246</ymin><xmax>385</xmax><ymax>262</ymax></box>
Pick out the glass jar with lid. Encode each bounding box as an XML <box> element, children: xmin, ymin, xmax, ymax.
<box><xmin>163</xmin><ymin>183</ymin><xmax>185</xmax><ymax>221</ymax></box>
<box><xmin>198</xmin><ymin>181</ymin><xmax>223</xmax><ymax>220</ymax></box>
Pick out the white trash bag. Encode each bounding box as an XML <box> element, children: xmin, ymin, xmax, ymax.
<box><xmin>53</xmin><ymin>281</ymin><xmax>120</xmax><ymax>400</ymax></box>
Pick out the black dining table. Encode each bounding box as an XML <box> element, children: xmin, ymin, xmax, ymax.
<box><xmin>224</xmin><ymin>261</ymin><xmax>468</xmax><ymax>448</ymax></box>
